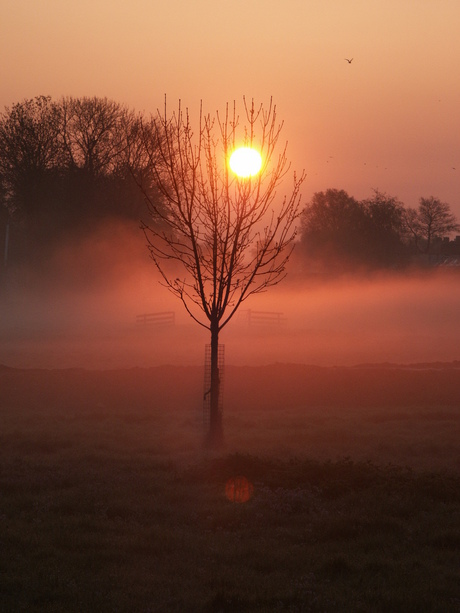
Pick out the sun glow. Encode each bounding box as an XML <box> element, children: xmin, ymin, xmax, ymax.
<box><xmin>229</xmin><ymin>147</ymin><xmax>262</xmax><ymax>178</ymax></box>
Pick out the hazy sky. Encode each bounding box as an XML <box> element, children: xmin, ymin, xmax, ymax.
<box><xmin>1</xmin><ymin>0</ymin><xmax>459</xmax><ymax>215</ymax></box>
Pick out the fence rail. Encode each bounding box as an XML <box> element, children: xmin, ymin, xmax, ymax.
<box><xmin>135</xmin><ymin>311</ymin><xmax>175</xmax><ymax>327</ymax></box>
<box><xmin>246</xmin><ymin>309</ymin><xmax>286</xmax><ymax>326</ymax></box>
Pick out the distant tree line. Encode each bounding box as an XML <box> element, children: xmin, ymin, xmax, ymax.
<box><xmin>1</xmin><ymin>96</ymin><xmax>459</xmax><ymax>276</ymax></box>
<box><xmin>0</xmin><ymin>95</ymin><xmax>161</xmax><ymax>266</ymax></box>
<box><xmin>298</xmin><ymin>188</ymin><xmax>460</xmax><ymax>272</ymax></box>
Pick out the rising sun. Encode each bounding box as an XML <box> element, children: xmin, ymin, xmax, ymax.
<box><xmin>229</xmin><ymin>147</ymin><xmax>262</xmax><ymax>178</ymax></box>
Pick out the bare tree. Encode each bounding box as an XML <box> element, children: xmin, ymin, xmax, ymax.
<box><xmin>403</xmin><ymin>196</ymin><xmax>460</xmax><ymax>254</ymax></box>
<box><xmin>139</xmin><ymin>98</ymin><xmax>305</xmax><ymax>447</ymax></box>
<box><xmin>60</xmin><ymin>96</ymin><xmax>132</xmax><ymax>177</ymax></box>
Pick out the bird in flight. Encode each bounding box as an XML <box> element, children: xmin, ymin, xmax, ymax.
<box><xmin>345</xmin><ymin>58</ymin><xmax>353</xmax><ymax>64</ymax></box>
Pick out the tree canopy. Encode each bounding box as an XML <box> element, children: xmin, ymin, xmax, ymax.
<box><xmin>2</xmin><ymin>95</ymin><xmax>459</xmax><ymax>278</ymax></box>
<box><xmin>403</xmin><ymin>197</ymin><xmax>460</xmax><ymax>254</ymax></box>
<box><xmin>0</xmin><ymin>96</ymin><xmax>159</xmax><ymax>263</ymax></box>
<box><xmin>299</xmin><ymin>188</ymin><xmax>458</xmax><ymax>271</ymax></box>
<box><xmin>139</xmin><ymin>98</ymin><xmax>305</xmax><ymax>330</ymax></box>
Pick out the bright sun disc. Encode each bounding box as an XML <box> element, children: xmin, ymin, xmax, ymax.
<box><xmin>229</xmin><ymin>147</ymin><xmax>262</xmax><ymax>178</ymax></box>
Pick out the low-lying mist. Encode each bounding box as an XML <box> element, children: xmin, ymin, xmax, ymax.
<box><xmin>1</xmin><ymin>220</ymin><xmax>459</xmax><ymax>369</ymax></box>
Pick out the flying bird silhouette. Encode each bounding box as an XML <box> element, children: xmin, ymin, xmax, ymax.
<box><xmin>345</xmin><ymin>58</ymin><xmax>353</xmax><ymax>64</ymax></box>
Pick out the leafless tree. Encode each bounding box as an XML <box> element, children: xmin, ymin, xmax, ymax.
<box><xmin>60</xmin><ymin>96</ymin><xmax>133</xmax><ymax>176</ymax></box>
<box><xmin>403</xmin><ymin>196</ymin><xmax>460</xmax><ymax>254</ymax></box>
<box><xmin>139</xmin><ymin>97</ymin><xmax>305</xmax><ymax>447</ymax></box>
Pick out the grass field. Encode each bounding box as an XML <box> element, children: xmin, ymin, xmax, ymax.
<box><xmin>1</xmin><ymin>364</ymin><xmax>460</xmax><ymax>612</ymax></box>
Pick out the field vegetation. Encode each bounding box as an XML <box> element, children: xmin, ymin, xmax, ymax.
<box><xmin>1</xmin><ymin>364</ymin><xmax>459</xmax><ymax>611</ymax></box>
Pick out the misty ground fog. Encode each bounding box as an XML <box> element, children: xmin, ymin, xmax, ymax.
<box><xmin>1</xmin><ymin>222</ymin><xmax>459</xmax><ymax>369</ymax></box>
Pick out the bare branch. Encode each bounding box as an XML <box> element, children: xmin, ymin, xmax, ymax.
<box><xmin>136</xmin><ymin>97</ymin><xmax>306</xmax><ymax>332</ymax></box>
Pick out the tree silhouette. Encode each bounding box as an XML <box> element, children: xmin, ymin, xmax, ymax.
<box><xmin>361</xmin><ymin>190</ymin><xmax>408</xmax><ymax>267</ymax></box>
<box><xmin>0</xmin><ymin>96</ymin><xmax>63</xmax><ymax>219</ymax></box>
<box><xmin>404</xmin><ymin>196</ymin><xmax>460</xmax><ymax>254</ymax></box>
<box><xmin>299</xmin><ymin>189</ymin><xmax>369</xmax><ymax>269</ymax></box>
<box><xmin>139</xmin><ymin>98</ymin><xmax>305</xmax><ymax>447</ymax></box>
<box><xmin>0</xmin><ymin>96</ymin><xmax>160</xmax><ymax>267</ymax></box>
<box><xmin>61</xmin><ymin>96</ymin><xmax>133</xmax><ymax>177</ymax></box>
<box><xmin>299</xmin><ymin>189</ymin><xmax>432</xmax><ymax>270</ymax></box>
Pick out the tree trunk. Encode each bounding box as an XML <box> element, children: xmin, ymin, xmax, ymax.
<box><xmin>206</xmin><ymin>318</ymin><xmax>224</xmax><ymax>448</ymax></box>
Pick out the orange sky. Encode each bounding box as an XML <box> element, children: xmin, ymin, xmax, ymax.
<box><xmin>1</xmin><ymin>0</ymin><xmax>460</xmax><ymax>216</ymax></box>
